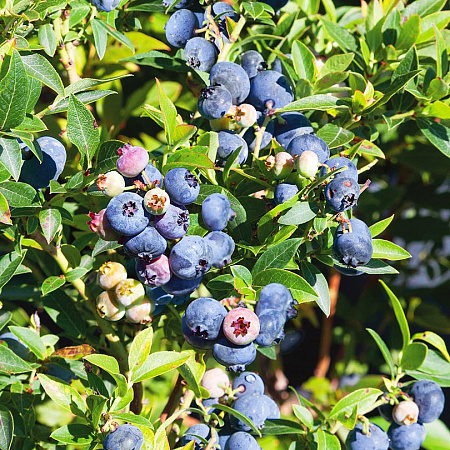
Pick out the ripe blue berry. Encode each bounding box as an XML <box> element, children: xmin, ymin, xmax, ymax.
<box><xmin>202</xmin><ymin>193</ymin><xmax>235</xmax><ymax>231</ymax></box>
<box><xmin>274</xmin><ymin>183</ymin><xmax>298</xmax><ymax>204</ymax></box>
<box><xmin>320</xmin><ymin>156</ymin><xmax>358</xmax><ymax>181</ymax></box>
<box><xmin>182</xmin><ymin>315</ymin><xmax>216</xmax><ymax>349</ymax></box>
<box><xmin>103</xmin><ymin>424</ymin><xmax>144</xmax><ymax>450</ymax></box>
<box><xmin>185</xmin><ymin>37</ymin><xmax>217</xmax><ymax>71</ymax></box>
<box><xmin>164</xmin><ymin>168</ymin><xmax>200</xmax><ymax>205</ymax></box>
<box><xmin>255</xmin><ymin>309</ymin><xmax>285</xmax><ymax>347</ymax></box>
<box><xmin>161</xmin><ymin>273</ymin><xmax>202</xmax><ymax>296</ymax></box>
<box><xmin>213</xmin><ymin>338</ymin><xmax>257</xmax><ymax>372</ymax></box>
<box><xmin>262</xmin><ymin>395</ymin><xmax>280</xmax><ymax>419</ymax></box>
<box><xmin>198</xmin><ymin>84</ymin><xmax>233</xmax><ymax>120</ymax></box>
<box><xmin>346</xmin><ymin>423</ymin><xmax>389</xmax><ymax>450</ymax></box>
<box><xmin>256</xmin><ymin>283</ymin><xmax>297</xmax><ymax>319</ymax></box>
<box><xmin>410</xmin><ymin>379</ymin><xmax>445</xmax><ymax>423</ymax></box>
<box><xmin>230</xmin><ymin>393</ymin><xmax>268</xmax><ymax>430</ymax></box>
<box><xmin>210</xmin><ymin>62</ymin><xmax>251</xmax><ymax>105</ymax></box>
<box><xmin>123</xmin><ymin>225</ymin><xmax>167</xmax><ymax>259</ymax></box>
<box><xmin>182</xmin><ymin>424</ymin><xmax>218</xmax><ymax>450</ymax></box>
<box><xmin>164</xmin><ymin>9</ymin><xmax>197</xmax><ymax>48</ymax></box>
<box><xmin>287</xmin><ymin>134</ymin><xmax>330</xmax><ymax>163</ymax></box>
<box><xmin>232</xmin><ymin>372</ymin><xmax>265</xmax><ymax>398</ymax></box>
<box><xmin>205</xmin><ymin>2</ymin><xmax>239</xmax><ymax>24</ymax></box>
<box><xmin>184</xmin><ymin>297</ymin><xmax>227</xmax><ymax>340</ymax></box>
<box><xmin>388</xmin><ymin>422</ymin><xmax>426</xmax><ymax>450</ymax></box>
<box><xmin>204</xmin><ymin>231</ymin><xmax>235</xmax><ymax>268</ymax></box>
<box><xmin>274</xmin><ymin>112</ymin><xmax>314</xmax><ymax>150</ymax></box>
<box><xmin>226</xmin><ymin>431</ymin><xmax>261</xmax><ymax>450</ymax></box>
<box><xmin>217</xmin><ymin>131</ymin><xmax>249</xmax><ymax>165</ymax></box>
<box><xmin>248</xmin><ymin>70</ymin><xmax>293</xmax><ymax>111</ymax></box>
<box><xmin>325</xmin><ymin>177</ymin><xmax>360</xmax><ymax>212</ymax></box>
<box><xmin>154</xmin><ymin>204</ymin><xmax>190</xmax><ymax>240</ymax></box>
<box><xmin>105</xmin><ymin>192</ymin><xmax>150</xmax><ymax>236</ymax></box>
<box><xmin>90</xmin><ymin>0</ymin><xmax>120</xmax><ymax>12</ymax></box>
<box><xmin>136</xmin><ymin>255</ymin><xmax>171</xmax><ymax>287</ymax></box>
<box><xmin>241</xmin><ymin>50</ymin><xmax>266</xmax><ymax>79</ymax></box>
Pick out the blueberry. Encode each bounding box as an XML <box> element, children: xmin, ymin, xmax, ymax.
<box><xmin>198</xmin><ymin>84</ymin><xmax>233</xmax><ymax>120</ymax></box>
<box><xmin>105</xmin><ymin>192</ymin><xmax>150</xmax><ymax>236</ymax></box>
<box><xmin>410</xmin><ymin>379</ymin><xmax>445</xmax><ymax>423</ymax></box>
<box><xmin>274</xmin><ymin>112</ymin><xmax>314</xmax><ymax>150</ymax></box>
<box><xmin>212</xmin><ymin>31</ymin><xmax>231</xmax><ymax>51</ymax></box>
<box><xmin>182</xmin><ymin>423</ymin><xmax>218</xmax><ymax>450</ymax></box>
<box><xmin>202</xmin><ymin>193</ymin><xmax>235</xmax><ymax>231</ymax></box>
<box><xmin>210</xmin><ymin>62</ymin><xmax>251</xmax><ymax>105</ymax></box>
<box><xmin>296</xmin><ymin>150</ymin><xmax>319</xmax><ymax>179</ymax></box>
<box><xmin>19</xmin><ymin>136</ymin><xmax>66</xmax><ymax>189</ymax></box>
<box><xmin>88</xmin><ymin>209</ymin><xmax>120</xmax><ymax>241</ymax></box>
<box><xmin>346</xmin><ymin>422</ymin><xmax>389</xmax><ymax>450</ymax></box>
<box><xmin>378</xmin><ymin>400</ymin><xmax>394</xmax><ymax>423</ymax></box>
<box><xmin>243</xmin><ymin>111</ymin><xmax>275</xmax><ymax>152</ymax></box>
<box><xmin>123</xmin><ymin>225</ymin><xmax>167</xmax><ymax>259</ymax></box>
<box><xmin>332</xmin><ymin>219</ymin><xmax>372</xmax><ymax>268</ymax></box>
<box><xmin>125</xmin><ymin>297</ymin><xmax>154</xmax><ymax>324</ymax></box>
<box><xmin>116</xmin><ymin>143</ymin><xmax>149</xmax><ymax>178</ymax></box>
<box><xmin>169</xmin><ymin>235</ymin><xmax>212</xmax><ymax>279</ymax></box>
<box><xmin>272</xmin><ymin>57</ymin><xmax>282</xmax><ymax>73</ymax></box>
<box><xmin>96</xmin><ymin>291</ymin><xmax>126</xmax><ymax>321</ymax></box>
<box><xmin>230</xmin><ymin>393</ymin><xmax>268</xmax><ymax>430</ymax></box>
<box><xmin>115</xmin><ymin>279</ymin><xmax>145</xmax><ymax>307</ymax></box>
<box><xmin>201</xmin><ymin>367</ymin><xmax>230</xmax><ymax>398</ymax></box>
<box><xmin>185</xmin><ymin>37</ymin><xmax>217</xmax><ymax>71</ymax></box>
<box><xmin>213</xmin><ymin>338</ymin><xmax>256</xmax><ymax>372</ymax></box>
<box><xmin>248</xmin><ymin>70</ymin><xmax>293</xmax><ymax>111</ymax></box>
<box><xmin>226</xmin><ymin>431</ymin><xmax>261</xmax><ymax>450</ymax></box>
<box><xmin>392</xmin><ymin>400</ymin><xmax>419</xmax><ymax>425</ymax></box>
<box><xmin>325</xmin><ymin>177</ymin><xmax>360</xmax><ymax>212</ymax></box>
<box><xmin>126</xmin><ymin>162</ymin><xmax>163</xmax><ymax>189</ymax></box>
<box><xmin>161</xmin><ymin>273</ymin><xmax>202</xmax><ymax>296</ymax></box>
<box><xmin>205</xmin><ymin>2</ymin><xmax>239</xmax><ymax>25</ymax></box>
<box><xmin>97</xmin><ymin>261</ymin><xmax>127</xmax><ymax>290</ymax></box>
<box><xmin>319</xmin><ymin>156</ymin><xmax>358</xmax><ymax>181</ymax></box>
<box><xmin>90</xmin><ymin>0</ymin><xmax>120</xmax><ymax>12</ymax></box>
<box><xmin>287</xmin><ymin>134</ymin><xmax>330</xmax><ymax>163</ymax></box>
<box><xmin>265</xmin><ymin>152</ymin><xmax>294</xmax><ymax>179</ymax></box>
<box><xmin>232</xmin><ymin>372</ymin><xmax>265</xmax><ymax>398</ymax></box>
<box><xmin>0</xmin><ymin>332</ymin><xmax>31</xmax><ymax>360</ymax></box>
<box><xmin>274</xmin><ymin>183</ymin><xmax>298</xmax><ymax>204</ymax></box>
<box><xmin>255</xmin><ymin>309</ymin><xmax>285</xmax><ymax>347</ymax></box>
<box><xmin>387</xmin><ymin>422</ymin><xmax>426</xmax><ymax>450</ymax></box>
<box><xmin>164</xmin><ymin>168</ymin><xmax>200</xmax><ymax>205</ymax></box>
<box><xmin>217</xmin><ymin>131</ymin><xmax>249</xmax><ymax>165</ymax></box>
<box><xmin>256</xmin><ymin>283</ymin><xmax>297</xmax><ymax>320</ymax></box>
<box><xmin>103</xmin><ymin>424</ymin><xmax>144</xmax><ymax>450</ymax></box>
<box><xmin>154</xmin><ymin>204</ymin><xmax>190</xmax><ymax>240</ymax></box>
<box><xmin>184</xmin><ymin>297</ymin><xmax>227</xmax><ymax>340</ymax></box>
<box><xmin>165</xmin><ymin>9</ymin><xmax>197</xmax><ymax>48</ymax></box>
<box><xmin>136</xmin><ymin>255</ymin><xmax>171</xmax><ymax>287</ymax></box>
<box><xmin>223</xmin><ymin>307</ymin><xmax>260</xmax><ymax>345</ymax></box>
<box><xmin>204</xmin><ymin>231</ymin><xmax>235</xmax><ymax>268</ymax></box>
<box><xmin>240</xmin><ymin>50</ymin><xmax>267</xmax><ymax>79</ymax></box>
<box><xmin>96</xmin><ymin>171</ymin><xmax>125</xmax><ymax>198</ymax></box>
<box><xmin>334</xmin><ymin>265</ymin><xmax>364</xmax><ymax>276</ymax></box>
<box><xmin>261</xmin><ymin>395</ymin><xmax>280</xmax><ymax>419</ymax></box>
<box><xmin>146</xmin><ymin>286</ymin><xmax>174</xmax><ymax>305</ymax></box>
<box><xmin>218</xmin><ymin>422</ymin><xmax>234</xmax><ymax>450</ymax></box>
<box><xmin>182</xmin><ymin>315</ymin><xmax>217</xmax><ymax>349</ymax></box>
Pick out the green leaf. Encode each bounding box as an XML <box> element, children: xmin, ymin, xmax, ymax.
<box><xmin>257</xmin><ymin>345</ymin><xmax>277</xmax><ymax>360</ymax></box>
<box><xmin>21</xmin><ymin>53</ymin><xmax>65</xmax><ymax>97</ymax></box>
<box><xmin>392</xmin><ymin>46</ymin><xmax>418</xmax><ymax>83</ymax></box>
<box><xmin>69</xmin><ymin>3</ymin><xmax>91</xmax><ymax>27</ymax></box>
<box><xmin>67</xmin><ymin>94</ymin><xmax>100</xmax><ymax>166</ymax></box>
<box><xmin>278</xmin><ymin>202</ymin><xmax>318</xmax><ymax>226</ymax></box>
<box><xmin>315</xmin><ymin>72</ymin><xmax>348</xmax><ymax>92</ymax></box>
<box><xmin>371</xmin><ymin>239</ymin><xmax>411</xmax><ymax>260</ymax></box>
<box><xmin>278</xmin><ymin>95</ymin><xmax>349</xmax><ymax>113</ymax></box>
<box><xmin>317</xmin><ymin>429</ymin><xmax>341</xmax><ymax>450</ymax></box>
<box><xmin>0</xmin><ymin>182</ymin><xmax>38</xmax><ymax>208</ymax></box>
<box><xmin>301</xmin><ymin>262</ymin><xmax>331</xmax><ymax>317</ymax></box>
<box><xmin>39</xmin><ymin>208</ymin><xmax>62</xmax><ymax>244</ymax></box>
<box><xmin>66</xmin><ymin>75</ymin><xmax>132</xmax><ymax>96</ymax></box>
<box><xmin>412</xmin><ymin>331</ymin><xmax>450</xmax><ymax>363</ymax></box>
<box><xmin>261</xmin><ymin>419</ymin><xmax>306</xmax><ymax>435</ymax></box>
<box><xmin>329</xmin><ymin>388</ymin><xmax>382</xmax><ymax>418</ymax></box>
<box><xmin>0</xmin><ymin>50</ymin><xmax>29</xmax><ymax>130</ymax></box>
<box><xmin>91</xmin><ymin>18</ymin><xmax>107</xmax><ymax>60</ymax></box>
<box><xmin>416</xmin><ymin>11</ymin><xmax>450</xmax><ymax>44</ymax></box>
<box><xmin>434</xmin><ymin>26</ymin><xmax>448</xmax><ymax>79</ymax></box>
<box><xmin>208</xmin><ymin>403</ymin><xmax>262</xmax><ymax>437</ymax></box>
<box><xmin>230</xmin><ymin>265</ymin><xmax>252</xmax><ymax>286</ymax></box>
<box><xmin>401</xmin><ymin>342</ymin><xmax>428</xmax><ymax>370</ymax></box>
<box><xmin>291</xmin><ymin>41</ymin><xmax>315</xmax><ymax>81</ymax></box>
<box><xmin>426</xmin><ymin>77</ymin><xmax>449</xmax><ymax>101</ymax></box>
<box><xmin>94</xmin><ymin>140</ymin><xmax>122</xmax><ymax>174</ymax></box>
<box><xmin>50</xmin><ymin>424</ymin><xmax>93</xmax><ymax>445</ymax></box>
<box><xmin>164</xmin><ymin>151</ymin><xmax>214</xmax><ymax>174</ymax></box>
<box><xmin>156</xmin><ymin>78</ymin><xmax>177</xmax><ymax>145</ymax></box>
<box><xmin>417</xmin><ymin>118</ymin><xmax>450</xmax><ymax>158</ymax></box>
<box><xmin>321</xmin><ymin>17</ymin><xmax>358</xmax><ymax>52</ymax></box>
<box><xmin>243</xmin><ymin>1</ymin><xmax>265</xmax><ymax>19</ymax></box>
<box><xmin>112</xmin><ymin>412</ymin><xmax>154</xmax><ymax>429</ymax></box>
<box><xmin>0</xmin><ymin>136</ymin><xmax>21</xmax><ymax>181</ymax></box>
<box><xmin>366</xmin><ymin>328</ymin><xmax>396</xmax><ymax>378</ymax></box>
<box><xmin>9</xmin><ymin>326</ymin><xmax>46</xmax><ymax>360</ymax></box>
<box><xmin>177</xmin><ymin>350</ymin><xmax>206</xmax><ymax>398</ymax></box>
<box><xmin>0</xmin><ymin>192</ymin><xmax>11</xmax><ymax>225</ymax></box>
<box><xmin>128</xmin><ymin>327</ymin><xmax>153</xmax><ymax>378</ymax></box>
<box><xmin>423</xmin><ymin>420</ymin><xmax>450</xmax><ymax>450</ymax></box>
<box><xmin>92</xmin><ymin>239</ymin><xmax>121</xmax><ymax>257</ymax></box>
<box><xmin>380</xmin><ymin>280</ymin><xmax>410</xmax><ymax>352</ymax></box>
<box><xmin>207</xmin><ymin>274</ymin><xmax>234</xmax><ymax>291</ymax></box>
<box><xmin>395</xmin><ymin>15</ymin><xmax>420</xmax><ymax>50</ymax></box>
<box><xmin>0</xmin><ymin>252</ymin><xmax>26</xmax><ymax>290</ymax></box>
<box><xmin>423</xmin><ymin>101</ymin><xmax>450</xmax><ymax>120</ymax></box>
<box><xmin>172</xmin><ymin>124</ymin><xmax>197</xmax><ymax>149</ymax></box>
<box><xmin>254</xmin><ymin>269</ymin><xmax>318</xmax><ymax>303</ymax></box>
<box><xmin>316</xmin><ymin>124</ymin><xmax>354</xmax><ymax>149</ymax></box>
<box><xmin>320</xmin><ymin>54</ymin><xmax>354</xmax><ymax>76</ymax></box>
<box><xmin>403</xmin><ymin>0</ymin><xmax>446</xmax><ymax>18</ymax></box>
<box><xmin>251</xmin><ymin>238</ymin><xmax>303</xmax><ymax>276</ymax></box>
<box><xmin>406</xmin><ymin>349</ymin><xmax>450</xmax><ymax>386</ymax></box>
<box><xmin>0</xmin><ymin>405</ymin><xmax>13</xmax><ymax>450</ymax></box>
<box><xmin>293</xmin><ymin>404</ymin><xmax>314</xmax><ymax>429</ymax></box>
<box><xmin>0</xmin><ymin>345</ymin><xmax>33</xmax><ymax>374</ymax></box>
<box><xmin>131</xmin><ymin>351</ymin><xmax>190</xmax><ymax>383</ymax></box>
<box><xmin>92</xmin><ymin>19</ymin><xmax>134</xmax><ymax>52</ymax></box>
<box><xmin>46</xmin><ymin>90</ymin><xmax>117</xmax><ymax>115</ymax></box>
<box><xmin>38</xmin><ymin>23</ymin><xmax>57</xmax><ymax>57</ymax></box>
<box><xmin>41</xmin><ymin>275</ymin><xmax>66</xmax><ymax>295</ymax></box>
<box><xmin>369</xmin><ymin>215</ymin><xmax>394</xmax><ymax>237</ymax></box>
<box><xmin>0</xmin><ymin>312</ymin><xmax>12</xmax><ymax>333</ymax></box>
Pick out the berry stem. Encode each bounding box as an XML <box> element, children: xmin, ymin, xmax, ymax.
<box><xmin>252</xmin><ymin>114</ymin><xmax>272</xmax><ymax>164</ymax></box>
<box><xmin>217</xmin><ymin>16</ymin><xmax>246</xmax><ymax>62</ymax></box>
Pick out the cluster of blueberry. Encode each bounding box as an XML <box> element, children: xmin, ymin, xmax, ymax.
<box><xmin>182</xmin><ymin>282</ymin><xmax>296</xmax><ymax>372</ymax></box>
<box><xmin>89</xmin><ymin>143</ymin><xmax>237</xmax><ymax>321</ymax></box>
<box><xmin>347</xmin><ymin>379</ymin><xmax>445</xmax><ymax>450</ymax></box>
<box><xmin>182</xmin><ymin>369</ymin><xmax>280</xmax><ymax>450</ymax></box>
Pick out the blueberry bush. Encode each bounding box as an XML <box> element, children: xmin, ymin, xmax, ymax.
<box><xmin>0</xmin><ymin>0</ymin><xmax>449</xmax><ymax>448</ymax></box>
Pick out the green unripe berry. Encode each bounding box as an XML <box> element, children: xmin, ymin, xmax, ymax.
<box><xmin>115</xmin><ymin>279</ymin><xmax>145</xmax><ymax>307</ymax></box>
<box><xmin>125</xmin><ymin>297</ymin><xmax>154</xmax><ymax>324</ymax></box>
<box><xmin>296</xmin><ymin>150</ymin><xmax>319</xmax><ymax>178</ymax></box>
<box><xmin>97</xmin><ymin>261</ymin><xmax>127</xmax><ymax>290</ymax></box>
<box><xmin>96</xmin><ymin>291</ymin><xmax>125</xmax><ymax>321</ymax></box>
<box><xmin>96</xmin><ymin>171</ymin><xmax>125</xmax><ymax>198</ymax></box>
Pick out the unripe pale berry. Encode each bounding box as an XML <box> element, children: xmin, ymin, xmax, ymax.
<box><xmin>116</xmin><ymin>143</ymin><xmax>149</xmax><ymax>177</ymax></box>
<box><xmin>210</xmin><ymin>116</ymin><xmax>240</xmax><ymax>132</ymax></box>
<box><xmin>232</xmin><ymin>104</ymin><xmax>258</xmax><ymax>127</ymax></box>
<box><xmin>96</xmin><ymin>171</ymin><xmax>125</xmax><ymax>198</ymax></box>
<box><xmin>223</xmin><ymin>307</ymin><xmax>260</xmax><ymax>345</ymax></box>
<box><xmin>392</xmin><ymin>401</ymin><xmax>420</xmax><ymax>426</ymax></box>
<box><xmin>87</xmin><ymin>209</ymin><xmax>120</xmax><ymax>242</ymax></box>
<box><xmin>125</xmin><ymin>297</ymin><xmax>154</xmax><ymax>324</ymax></box>
<box><xmin>96</xmin><ymin>291</ymin><xmax>125</xmax><ymax>322</ymax></box>
<box><xmin>296</xmin><ymin>150</ymin><xmax>319</xmax><ymax>178</ymax></box>
<box><xmin>143</xmin><ymin>188</ymin><xmax>170</xmax><ymax>215</ymax></box>
<box><xmin>201</xmin><ymin>367</ymin><xmax>230</xmax><ymax>398</ymax></box>
<box><xmin>273</xmin><ymin>152</ymin><xmax>294</xmax><ymax>179</ymax></box>
<box><xmin>115</xmin><ymin>279</ymin><xmax>145</xmax><ymax>307</ymax></box>
<box><xmin>97</xmin><ymin>261</ymin><xmax>127</xmax><ymax>290</ymax></box>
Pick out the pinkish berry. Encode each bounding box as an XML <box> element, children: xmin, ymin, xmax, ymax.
<box><xmin>223</xmin><ymin>307</ymin><xmax>260</xmax><ymax>345</ymax></box>
<box><xmin>96</xmin><ymin>171</ymin><xmax>125</xmax><ymax>198</ymax></box>
<box><xmin>115</xmin><ymin>279</ymin><xmax>145</xmax><ymax>307</ymax></box>
<box><xmin>116</xmin><ymin>143</ymin><xmax>150</xmax><ymax>177</ymax></box>
<box><xmin>273</xmin><ymin>152</ymin><xmax>294</xmax><ymax>179</ymax></box>
<box><xmin>201</xmin><ymin>367</ymin><xmax>230</xmax><ymax>398</ymax></box>
<box><xmin>136</xmin><ymin>255</ymin><xmax>171</xmax><ymax>287</ymax></box>
<box><xmin>296</xmin><ymin>150</ymin><xmax>319</xmax><ymax>178</ymax></box>
<box><xmin>125</xmin><ymin>297</ymin><xmax>154</xmax><ymax>324</ymax></box>
<box><xmin>97</xmin><ymin>261</ymin><xmax>127</xmax><ymax>290</ymax></box>
<box><xmin>143</xmin><ymin>188</ymin><xmax>170</xmax><ymax>215</ymax></box>
<box><xmin>393</xmin><ymin>401</ymin><xmax>419</xmax><ymax>426</ymax></box>
<box><xmin>96</xmin><ymin>291</ymin><xmax>125</xmax><ymax>322</ymax></box>
<box><xmin>87</xmin><ymin>209</ymin><xmax>120</xmax><ymax>241</ymax></box>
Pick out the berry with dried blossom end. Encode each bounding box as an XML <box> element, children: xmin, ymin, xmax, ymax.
<box><xmin>103</xmin><ymin>424</ymin><xmax>144</xmax><ymax>450</ymax></box>
<box><xmin>164</xmin><ymin>168</ymin><xmax>200</xmax><ymax>205</ymax></box>
<box><xmin>87</xmin><ymin>209</ymin><xmax>120</xmax><ymax>241</ymax></box>
<box><xmin>97</xmin><ymin>261</ymin><xmax>127</xmax><ymax>290</ymax></box>
<box><xmin>116</xmin><ymin>143</ymin><xmax>149</xmax><ymax>178</ymax></box>
<box><xmin>392</xmin><ymin>401</ymin><xmax>419</xmax><ymax>425</ymax></box>
<box><xmin>184</xmin><ymin>297</ymin><xmax>227</xmax><ymax>340</ymax></box>
<box><xmin>201</xmin><ymin>367</ymin><xmax>230</xmax><ymax>398</ymax></box>
<box><xmin>272</xmin><ymin>152</ymin><xmax>294</xmax><ymax>179</ymax></box>
<box><xmin>296</xmin><ymin>150</ymin><xmax>319</xmax><ymax>179</ymax></box>
<box><xmin>410</xmin><ymin>379</ymin><xmax>445</xmax><ymax>423</ymax></box>
<box><xmin>96</xmin><ymin>291</ymin><xmax>125</xmax><ymax>322</ymax></box>
<box><xmin>233</xmin><ymin>104</ymin><xmax>258</xmax><ymax>128</ymax></box>
<box><xmin>114</xmin><ymin>279</ymin><xmax>145</xmax><ymax>307</ymax></box>
<box><xmin>223</xmin><ymin>307</ymin><xmax>260</xmax><ymax>345</ymax></box>
<box><xmin>143</xmin><ymin>187</ymin><xmax>170</xmax><ymax>215</ymax></box>
<box><xmin>346</xmin><ymin>422</ymin><xmax>390</xmax><ymax>450</ymax></box>
<box><xmin>136</xmin><ymin>255</ymin><xmax>171</xmax><ymax>287</ymax></box>
<box><xmin>125</xmin><ymin>297</ymin><xmax>154</xmax><ymax>324</ymax></box>
<box><xmin>96</xmin><ymin>171</ymin><xmax>125</xmax><ymax>198</ymax></box>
